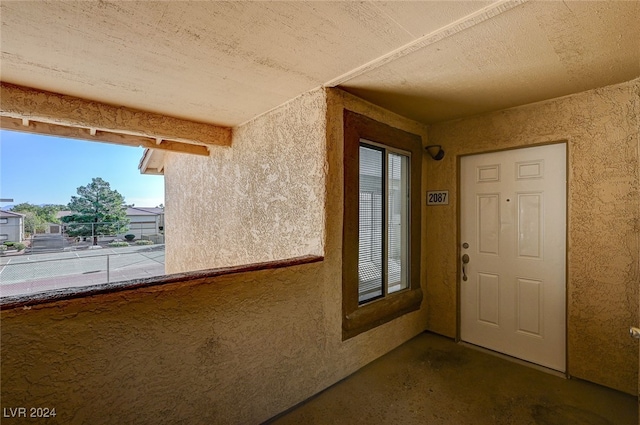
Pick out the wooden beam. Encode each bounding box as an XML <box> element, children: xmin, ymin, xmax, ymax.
<box><xmin>139</xmin><ymin>148</ymin><xmax>166</xmax><ymax>175</ymax></box>
<box><xmin>0</xmin><ymin>82</ymin><xmax>231</xmax><ymax>148</ymax></box>
<box><xmin>0</xmin><ymin>117</ymin><xmax>209</xmax><ymax>156</ymax></box>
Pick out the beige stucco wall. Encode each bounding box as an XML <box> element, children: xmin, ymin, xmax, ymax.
<box><xmin>426</xmin><ymin>79</ymin><xmax>640</xmax><ymax>394</ymax></box>
<box><xmin>1</xmin><ymin>89</ymin><xmax>431</xmax><ymax>424</ymax></box>
<box><xmin>3</xmin><ymin>79</ymin><xmax>636</xmax><ymax>425</ymax></box>
<box><xmin>164</xmin><ymin>89</ymin><xmax>326</xmax><ymax>273</ymax></box>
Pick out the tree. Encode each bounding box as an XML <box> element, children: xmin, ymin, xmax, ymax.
<box><xmin>10</xmin><ymin>203</ymin><xmax>66</xmax><ymax>235</ymax></box>
<box><xmin>61</xmin><ymin>178</ymin><xmax>129</xmax><ymax>245</ymax></box>
<box><xmin>22</xmin><ymin>211</ymin><xmax>44</xmax><ymax>235</ymax></box>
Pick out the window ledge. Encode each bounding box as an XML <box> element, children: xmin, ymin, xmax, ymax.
<box><xmin>0</xmin><ymin>255</ymin><xmax>323</xmax><ymax>311</ymax></box>
<box><xmin>343</xmin><ymin>288</ymin><xmax>423</xmax><ymax>340</ymax></box>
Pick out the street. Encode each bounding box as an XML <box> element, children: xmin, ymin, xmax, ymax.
<box><xmin>0</xmin><ymin>244</ymin><xmax>165</xmax><ymax>297</ymax></box>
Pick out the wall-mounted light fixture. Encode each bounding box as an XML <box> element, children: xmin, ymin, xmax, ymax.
<box><xmin>425</xmin><ymin>145</ymin><xmax>445</xmax><ymax>161</ymax></box>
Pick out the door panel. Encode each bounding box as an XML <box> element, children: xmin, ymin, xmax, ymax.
<box><xmin>478</xmin><ymin>194</ymin><xmax>500</xmax><ymax>254</ymax></box>
<box><xmin>517</xmin><ymin>193</ymin><xmax>542</xmax><ymax>258</ymax></box>
<box><xmin>516</xmin><ymin>277</ymin><xmax>542</xmax><ymax>336</ymax></box>
<box><xmin>478</xmin><ymin>273</ymin><xmax>500</xmax><ymax>326</ymax></box>
<box><xmin>461</xmin><ymin>143</ymin><xmax>566</xmax><ymax>371</ymax></box>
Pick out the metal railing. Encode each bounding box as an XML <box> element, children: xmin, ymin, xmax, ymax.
<box><xmin>22</xmin><ymin>221</ymin><xmax>165</xmax><ymax>248</ymax></box>
<box><xmin>0</xmin><ymin>244</ymin><xmax>165</xmax><ymax>297</ymax></box>
<box><xmin>63</xmin><ymin>221</ymin><xmax>164</xmax><ymax>240</ymax></box>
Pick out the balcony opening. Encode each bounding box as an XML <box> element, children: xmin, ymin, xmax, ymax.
<box><xmin>0</xmin><ymin>129</ymin><xmax>166</xmax><ymax>298</ymax></box>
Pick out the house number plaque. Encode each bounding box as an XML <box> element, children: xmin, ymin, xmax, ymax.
<box><xmin>427</xmin><ymin>191</ymin><xmax>449</xmax><ymax>205</ymax></box>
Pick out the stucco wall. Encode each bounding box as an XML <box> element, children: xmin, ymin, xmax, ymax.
<box><xmin>0</xmin><ymin>215</ymin><xmax>24</xmax><ymax>242</ymax></box>
<box><xmin>164</xmin><ymin>89</ymin><xmax>327</xmax><ymax>273</ymax></box>
<box><xmin>1</xmin><ymin>89</ymin><xmax>431</xmax><ymax>424</ymax></box>
<box><xmin>426</xmin><ymin>79</ymin><xmax>640</xmax><ymax>394</ymax></box>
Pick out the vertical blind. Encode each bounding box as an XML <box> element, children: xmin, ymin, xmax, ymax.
<box><xmin>358</xmin><ymin>144</ymin><xmax>383</xmax><ymax>302</ymax></box>
<box><xmin>358</xmin><ymin>142</ymin><xmax>409</xmax><ymax>304</ymax></box>
<box><xmin>387</xmin><ymin>152</ymin><xmax>409</xmax><ymax>294</ymax></box>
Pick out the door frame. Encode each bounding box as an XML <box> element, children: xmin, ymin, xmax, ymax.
<box><xmin>455</xmin><ymin>141</ymin><xmax>570</xmax><ymax>375</ymax></box>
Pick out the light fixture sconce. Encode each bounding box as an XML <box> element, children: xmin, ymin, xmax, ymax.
<box><xmin>425</xmin><ymin>145</ymin><xmax>445</xmax><ymax>161</ymax></box>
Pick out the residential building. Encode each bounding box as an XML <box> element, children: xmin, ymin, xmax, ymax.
<box><xmin>55</xmin><ymin>208</ymin><xmax>164</xmax><ymax>241</ymax></box>
<box><xmin>0</xmin><ymin>210</ymin><xmax>24</xmax><ymax>242</ymax></box>
<box><xmin>0</xmin><ymin>2</ymin><xmax>638</xmax><ymax>423</ymax></box>
<box><xmin>124</xmin><ymin>207</ymin><xmax>164</xmax><ymax>242</ymax></box>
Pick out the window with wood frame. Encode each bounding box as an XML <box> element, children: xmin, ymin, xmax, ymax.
<box><xmin>342</xmin><ymin>110</ymin><xmax>423</xmax><ymax>340</ymax></box>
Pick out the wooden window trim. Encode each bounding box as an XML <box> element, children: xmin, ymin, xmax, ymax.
<box><xmin>342</xmin><ymin>110</ymin><xmax>423</xmax><ymax>340</ymax></box>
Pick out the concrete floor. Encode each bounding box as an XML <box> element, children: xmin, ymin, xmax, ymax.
<box><xmin>268</xmin><ymin>332</ymin><xmax>638</xmax><ymax>425</ymax></box>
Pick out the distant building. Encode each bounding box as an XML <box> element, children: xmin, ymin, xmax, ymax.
<box><xmin>56</xmin><ymin>207</ymin><xmax>164</xmax><ymax>242</ymax></box>
<box><xmin>0</xmin><ymin>210</ymin><xmax>24</xmax><ymax>242</ymax></box>
<box><xmin>124</xmin><ymin>207</ymin><xmax>164</xmax><ymax>242</ymax></box>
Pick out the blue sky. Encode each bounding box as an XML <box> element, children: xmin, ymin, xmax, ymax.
<box><xmin>0</xmin><ymin>130</ymin><xmax>164</xmax><ymax>208</ymax></box>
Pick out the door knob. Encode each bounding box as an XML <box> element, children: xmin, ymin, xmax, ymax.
<box><xmin>630</xmin><ymin>327</ymin><xmax>640</xmax><ymax>339</ymax></box>
<box><xmin>462</xmin><ymin>254</ymin><xmax>469</xmax><ymax>281</ymax></box>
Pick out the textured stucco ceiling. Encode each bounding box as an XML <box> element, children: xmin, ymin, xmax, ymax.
<box><xmin>340</xmin><ymin>0</ymin><xmax>640</xmax><ymax>124</ymax></box>
<box><xmin>1</xmin><ymin>1</ymin><xmax>639</xmax><ymax>127</ymax></box>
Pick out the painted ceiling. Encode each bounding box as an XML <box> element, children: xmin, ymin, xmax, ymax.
<box><xmin>1</xmin><ymin>1</ymin><xmax>639</xmax><ymax>127</ymax></box>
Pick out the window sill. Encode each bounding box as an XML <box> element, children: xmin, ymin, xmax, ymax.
<box><xmin>343</xmin><ymin>287</ymin><xmax>423</xmax><ymax>340</ymax></box>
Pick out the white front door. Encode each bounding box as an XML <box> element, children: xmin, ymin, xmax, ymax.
<box><xmin>460</xmin><ymin>143</ymin><xmax>566</xmax><ymax>371</ymax></box>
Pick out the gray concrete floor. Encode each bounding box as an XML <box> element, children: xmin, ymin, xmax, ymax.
<box><xmin>269</xmin><ymin>332</ymin><xmax>637</xmax><ymax>425</ymax></box>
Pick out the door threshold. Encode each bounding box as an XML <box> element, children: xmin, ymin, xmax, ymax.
<box><xmin>458</xmin><ymin>340</ymin><xmax>567</xmax><ymax>379</ymax></box>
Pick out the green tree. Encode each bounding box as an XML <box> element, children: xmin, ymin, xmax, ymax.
<box><xmin>61</xmin><ymin>178</ymin><xmax>129</xmax><ymax>245</ymax></box>
<box><xmin>11</xmin><ymin>203</ymin><xmax>66</xmax><ymax>234</ymax></box>
<box><xmin>21</xmin><ymin>211</ymin><xmax>45</xmax><ymax>235</ymax></box>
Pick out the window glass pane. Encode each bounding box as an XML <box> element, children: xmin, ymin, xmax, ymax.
<box><xmin>387</xmin><ymin>152</ymin><xmax>409</xmax><ymax>293</ymax></box>
<box><xmin>358</xmin><ymin>144</ymin><xmax>383</xmax><ymax>303</ymax></box>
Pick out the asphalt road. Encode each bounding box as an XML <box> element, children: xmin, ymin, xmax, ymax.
<box><xmin>0</xmin><ymin>244</ymin><xmax>165</xmax><ymax>297</ymax></box>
